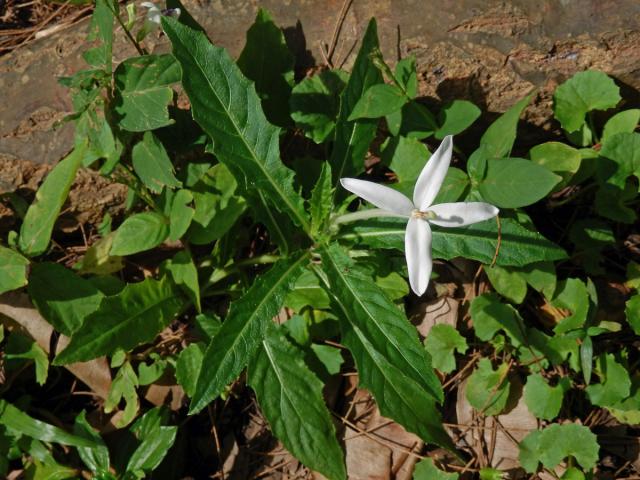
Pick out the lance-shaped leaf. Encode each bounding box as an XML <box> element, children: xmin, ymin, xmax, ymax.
<box><xmin>19</xmin><ymin>142</ymin><xmax>87</xmax><ymax>257</ymax></box>
<box><xmin>162</xmin><ymin>18</ymin><xmax>309</xmax><ymax>233</ymax></box>
<box><xmin>339</xmin><ymin>217</ymin><xmax>566</xmax><ymax>266</ymax></box>
<box><xmin>329</xmin><ymin>18</ymin><xmax>383</xmax><ymax>182</ymax></box>
<box><xmin>248</xmin><ymin>325</ymin><xmax>346</xmax><ymax>480</ymax></box>
<box><xmin>190</xmin><ymin>252</ymin><xmax>308</xmax><ymax>413</ymax></box>
<box><xmin>53</xmin><ymin>277</ymin><xmax>183</xmax><ymax>364</ymax></box>
<box><xmin>317</xmin><ymin>245</ymin><xmax>452</xmax><ymax>449</ymax></box>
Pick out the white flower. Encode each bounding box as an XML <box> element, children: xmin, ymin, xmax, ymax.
<box><xmin>141</xmin><ymin>2</ymin><xmax>162</xmax><ymax>25</ymax></box>
<box><xmin>340</xmin><ymin>135</ymin><xmax>499</xmax><ymax>296</ymax></box>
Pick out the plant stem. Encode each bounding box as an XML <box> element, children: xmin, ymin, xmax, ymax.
<box><xmin>332</xmin><ymin>208</ymin><xmax>402</xmax><ymax>225</ymax></box>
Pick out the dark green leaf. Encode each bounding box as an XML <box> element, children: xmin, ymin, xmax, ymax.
<box><xmin>165</xmin><ymin>250</ymin><xmax>200</xmax><ymax>312</ymax></box>
<box><xmin>329</xmin><ymin>19</ymin><xmax>383</xmax><ymax>181</ymax></box>
<box><xmin>248</xmin><ymin>325</ymin><xmax>346</xmax><ymax>480</ymax></box>
<box><xmin>54</xmin><ymin>277</ymin><xmax>183</xmax><ymax>364</ymax></box>
<box><xmin>190</xmin><ymin>252</ymin><xmax>308</xmax><ymax>413</ymax></box>
<box><xmin>237</xmin><ymin>8</ymin><xmax>294</xmax><ymax>127</ymax></box>
<box><xmin>599</xmin><ymin>132</ymin><xmax>640</xmax><ymax>188</ymax></box>
<box><xmin>478</xmin><ymin>94</ymin><xmax>531</xmax><ymax>159</ymax></box>
<box><xmin>471</xmin><ymin>293</ymin><xmax>526</xmax><ymax>346</ymax></box>
<box><xmin>0</xmin><ymin>246</ymin><xmax>29</xmax><ymax>295</ymax></box>
<box><xmin>552</xmin><ymin>278</ymin><xmax>589</xmax><ymax>334</ymax></box>
<box><xmin>626</xmin><ymin>294</ymin><xmax>640</xmax><ymax>335</ymax></box>
<box><xmin>435</xmin><ymin>100</ymin><xmax>481</xmax><ymax>139</ymax></box>
<box><xmin>348</xmin><ymin>83</ymin><xmax>407</xmax><ymax>120</ymax></box>
<box><xmin>175</xmin><ymin>343</ymin><xmax>204</xmax><ymax>397</ymax></box>
<box><xmin>523</xmin><ymin>374</ymin><xmax>569</xmax><ymax>420</ymax></box>
<box><xmin>309</xmin><ymin>162</ymin><xmax>334</xmax><ymax>238</ymax></box>
<box><xmin>169</xmin><ymin>189</ymin><xmax>195</xmax><ymax>241</ymax></box>
<box><xmin>485</xmin><ymin>265</ymin><xmax>527</xmax><ymax>304</ymax></box>
<box><xmin>131</xmin><ymin>132</ymin><xmax>181</xmax><ymax>193</ymax></box>
<box><xmin>162</xmin><ymin>18</ymin><xmax>310</xmax><ymax>233</ymax></box>
<box><xmin>28</xmin><ymin>262</ymin><xmax>104</xmax><ymax>336</ymax></box>
<box><xmin>73</xmin><ymin>411</ymin><xmax>110</xmax><ymax>473</ymax></box>
<box><xmin>383</xmin><ymin>135</ymin><xmax>429</xmax><ymax>184</ymax></box>
<box><xmin>413</xmin><ymin>458</ymin><xmax>459</xmax><ymax>479</ymax></box>
<box><xmin>465</xmin><ymin>359</ymin><xmax>511</xmax><ymax>416</ymax></box>
<box><xmin>585</xmin><ymin>353</ymin><xmax>631</xmax><ymax>407</ymax></box>
<box><xmin>478</xmin><ymin>158</ymin><xmax>561</xmax><ymax>208</ymax></box>
<box><xmin>553</xmin><ymin>70</ymin><xmax>621</xmax><ymax>132</ymax></box>
<box><xmin>601</xmin><ymin>109</ymin><xmax>640</xmax><ymax>143</ymax></box>
<box><xmin>19</xmin><ymin>143</ymin><xmax>87</xmax><ymax>256</ymax></box>
<box><xmin>110</xmin><ymin>212</ymin><xmax>169</xmax><ymax>256</ymax></box>
<box><xmin>113</xmin><ymin>54</ymin><xmax>180</xmax><ymax>132</ymax></box>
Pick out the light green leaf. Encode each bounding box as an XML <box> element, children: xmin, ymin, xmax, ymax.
<box><xmin>0</xmin><ymin>246</ymin><xmax>29</xmax><ymax>295</ymax></box>
<box><xmin>74</xmin><ymin>232</ymin><xmax>124</xmax><ymax>275</ymax></box>
<box><xmin>131</xmin><ymin>132</ymin><xmax>181</xmax><ymax>193</ymax></box>
<box><xmin>553</xmin><ymin>70</ymin><xmax>621</xmax><ymax>132</ymax></box>
<box><xmin>599</xmin><ymin>132</ymin><xmax>640</xmax><ymax>188</ymax></box>
<box><xmin>113</xmin><ymin>54</ymin><xmax>180</xmax><ymax>132</ymax></box>
<box><xmin>125</xmin><ymin>407</ymin><xmax>177</xmax><ymax>474</ymax></box>
<box><xmin>519</xmin><ymin>261</ymin><xmax>556</xmax><ymax>299</ymax></box>
<box><xmin>339</xmin><ymin>217</ymin><xmax>566</xmax><ymax>267</ymax></box>
<box><xmin>248</xmin><ymin>325</ymin><xmax>346</xmax><ymax>480</ymax></box>
<box><xmin>626</xmin><ymin>294</ymin><xmax>640</xmax><ymax>335</ymax></box>
<box><xmin>317</xmin><ymin>244</ymin><xmax>453</xmax><ymax>450</ymax></box>
<box><xmin>519</xmin><ymin>423</ymin><xmax>599</xmax><ymax>473</ymax></box>
<box><xmin>104</xmin><ymin>361</ymin><xmax>139</xmax><ymax>428</ymax></box>
<box><xmin>169</xmin><ymin>189</ymin><xmax>195</xmax><ymax>241</ymax></box>
<box><xmin>465</xmin><ymin>358</ymin><xmax>511</xmax><ymax>416</ymax></box>
<box><xmin>190</xmin><ymin>252</ymin><xmax>308</xmax><ymax>413</ymax></box>
<box><xmin>471</xmin><ymin>292</ymin><xmax>527</xmax><ymax>348</ymax></box>
<box><xmin>175</xmin><ymin>343</ymin><xmax>205</xmax><ymax>397</ymax></box>
<box><xmin>485</xmin><ymin>265</ymin><xmax>527</xmax><ymax>304</ymax></box>
<box><xmin>478</xmin><ymin>158</ymin><xmax>561</xmax><ymax>208</ymax></box>
<box><xmin>585</xmin><ymin>353</ymin><xmax>631</xmax><ymax>407</ymax></box>
<box><xmin>137</xmin><ymin>354</ymin><xmax>167</xmax><ymax>386</ymax></box>
<box><xmin>435</xmin><ymin>100</ymin><xmax>481</xmax><ymax>139</ymax></box>
<box><xmin>237</xmin><ymin>8</ymin><xmax>294</xmax><ymax>127</ymax></box>
<box><xmin>329</xmin><ymin>18</ymin><xmax>383</xmax><ymax>181</ymax></box>
<box><xmin>162</xmin><ymin>18</ymin><xmax>310</xmax><ymax>233</ymax></box>
<box><xmin>290</xmin><ymin>69</ymin><xmax>348</xmax><ymax>143</ymax></box>
<box><xmin>54</xmin><ymin>277</ymin><xmax>183</xmax><ymax>364</ymax></box>
<box><xmin>309</xmin><ymin>162</ymin><xmax>334</xmax><ymax>238</ymax></box>
<box><xmin>479</xmin><ymin>468</ymin><xmax>504</xmax><ymax>480</ymax></box>
<box><xmin>383</xmin><ymin>135</ymin><xmax>429</xmax><ymax>183</ymax></box>
<box><xmin>602</xmin><ymin>109</ymin><xmax>640</xmax><ymax>143</ymax></box>
<box><xmin>348</xmin><ymin>83</ymin><xmax>407</xmax><ymax>120</ymax></box>
<box><xmin>561</xmin><ymin>468</ymin><xmax>587</xmax><ymax>480</ymax></box>
<box><xmin>0</xmin><ymin>400</ymin><xmax>98</xmax><ymax>448</ymax></box>
<box><xmin>87</xmin><ymin>0</ymin><xmax>114</xmax><ymax>70</ymax></box>
<box><xmin>386</xmin><ymin>101</ymin><xmax>437</xmax><ymax>139</ymax></box>
<box><xmin>19</xmin><ymin>142</ymin><xmax>87</xmax><ymax>256</ymax></box>
<box><xmin>523</xmin><ymin>374</ymin><xmax>569</xmax><ymax>420</ymax></box>
<box><xmin>28</xmin><ymin>262</ymin><xmax>104</xmax><ymax>336</ymax></box>
<box><xmin>73</xmin><ymin>411</ymin><xmax>110</xmax><ymax>474</ymax></box>
<box><xmin>424</xmin><ymin>324</ymin><xmax>468</xmax><ymax>374</ymax></box>
<box><xmin>413</xmin><ymin>458</ymin><xmax>459</xmax><ymax>479</ymax></box>
<box><xmin>394</xmin><ymin>56</ymin><xmax>417</xmax><ymax>98</ymax></box>
<box><xmin>110</xmin><ymin>212</ymin><xmax>169</xmax><ymax>256</ymax></box>
<box><xmin>432</xmin><ymin>167</ymin><xmax>470</xmax><ymax>204</ymax></box>
<box><xmin>5</xmin><ymin>335</ymin><xmax>49</xmax><ymax>385</ymax></box>
<box><xmin>529</xmin><ymin>141</ymin><xmax>582</xmax><ymax>189</ymax></box>
<box><xmin>310</xmin><ymin>344</ymin><xmax>344</xmax><ymax>376</ymax></box>
<box><xmin>165</xmin><ymin>250</ymin><xmax>200</xmax><ymax>312</ymax></box>
<box><xmin>479</xmin><ymin>93</ymin><xmax>532</xmax><ymax>159</ymax></box>
<box><xmin>552</xmin><ymin>278</ymin><xmax>589</xmax><ymax>334</ymax></box>
<box><xmin>284</xmin><ymin>269</ymin><xmax>331</xmax><ymax>312</ymax></box>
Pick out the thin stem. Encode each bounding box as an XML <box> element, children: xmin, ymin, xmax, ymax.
<box><xmin>332</xmin><ymin>208</ymin><xmax>404</xmax><ymax>225</ymax></box>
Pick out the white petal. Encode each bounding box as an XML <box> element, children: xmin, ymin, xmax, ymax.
<box><xmin>405</xmin><ymin>217</ymin><xmax>432</xmax><ymax>296</ymax></box>
<box><xmin>429</xmin><ymin>202</ymin><xmax>499</xmax><ymax>227</ymax></box>
<box><xmin>341</xmin><ymin>178</ymin><xmax>414</xmax><ymax>217</ymax></box>
<box><xmin>413</xmin><ymin>135</ymin><xmax>453</xmax><ymax>210</ymax></box>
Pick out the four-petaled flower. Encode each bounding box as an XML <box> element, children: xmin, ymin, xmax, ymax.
<box><xmin>340</xmin><ymin>135</ymin><xmax>499</xmax><ymax>296</ymax></box>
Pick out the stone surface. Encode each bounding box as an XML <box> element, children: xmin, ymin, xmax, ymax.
<box><xmin>1</xmin><ymin>0</ymin><xmax>640</xmax><ymax>165</ymax></box>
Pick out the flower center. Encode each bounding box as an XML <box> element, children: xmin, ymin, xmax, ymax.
<box><xmin>411</xmin><ymin>209</ymin><xmax>436</xmax><ymax>220</ymax></box>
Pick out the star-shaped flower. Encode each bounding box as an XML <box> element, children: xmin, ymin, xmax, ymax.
<box><xmin>340</xmin><ymin>135</ymin><xmax>499</xmax><ymax>296</ymax></box>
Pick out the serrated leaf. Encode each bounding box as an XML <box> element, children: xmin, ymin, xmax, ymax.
<box><xmin>523</xmin><ymin>374</ymin><xmax>569</xmax><ymax>420</ymax></box>
<box><xmin>175</xmin><ymin>343</ymin><xmax>204</xmax><ymax>397</ymax></box>
<box><xmin>162</xmin><ymin>18</ymin><xmax>310</xmax><ymax>233</ymax></box>
<box><xmin>317</xmin><ymin>244</ymin><xmax>453</xmax><ymax>450</ymax></box>
<box><xmin>478</xmin><ymin>158</ymin><xmax>561</xmax><ymax>208</ymax></box>
<box><xmin>248</xmin><ymin>325</ymin><xmax>346</xmax><ymax>480</ymax></box>
<box><xmin>585</xmin><ymin>353</ymin><xmax>631</xmax><ymax>407</ymax></box>
<box><xmin>466</xmin><ymin>358</ymin><xmax>511</xmax><ymax>416</ymax></box>
<box><xmin>424</xmin><ymin>324</ymin><xmax>468</xmax><ymax>374</ymax></box>
<box><xmin>519</xmin><ymin>424</ymin><xmax>599</xmax><ymax>473</ymax></box>
<box><xmin>485</xmin><ymin>264</ymin><xmax>527</xmax><ymax>304</ymax></box>
<box><xmin>19</xmin><ymin>142</ymin><xmax>87</xmax><ymax>256</ymax></box>
<box><xmin>329</xmin><ymin>19</ymin><xmax>383</xmax><ymax>181</ymax></box>
<box><xmin>435</xmin><ymin>100</ymin><xmax>481</xmax><ymax>139</ymax></box>
<box><xmin>190</xmin><ymin>252</ymin><xmax>308</xmax><ymax>413</ymax></box>
<box><xmin>54</xmin><ymin>277</ymin><xmax>183</xmax><ymax>364</ymax></box>
<box><xmin>28</xmin><ymin>262</ymin><xmax>104</xmax><ymax>336</ymax></box>
<box><xmin>131</xmin><ymin>132</ymin><xmax>181</xmax><ymax>193</ymax></box>
<box><xmin>237</xmin><ymin>8</ymin><xmax>294</xmax><ymax>127</ymax></box>
<box><xmin>0</xmin><ymin>400</ymin><xmax>98</xmax><ymax>448</ymax></box>
<box><xmin>339</xmin><ymin>217</ymin><xmax>566</xmax><ymax>266</ymax></box>
<box><xmin>413</xmin><ymin>458</ymin><xmax>459</xmax><ymax>479</ymax></box>
<box><xmin>113</xmin><ymin>54</ymin><xmax>181</xmax><ymax>132</ymax></box>
<box><xmin>309</xmin><ymin>162</ymin><xmax>334</xmax><ymax>238</ymax></box>
<box><xmin>73</xmin><ymin>411</ymin><xmax>110</xmax><ymax>474</ymax></box>
<box><xmin>0</xmin><ymin>246</ymin><xmax>29</xmax><ymax>295</ymax></box>
<box><xmin>290</xmin><ymin>69</ymin><xmax>349</xmax><ymax>143</ymax></box>
<box><xmin>110</xmin><ymin>212</ymin><xmax>169</xmax><ymax>256</ymax></box>
<box><xmin>553</xmin><ymin>70</ymin><xmax>621</xmax><ymax>132</ymax></box>
<box><xmin>601</xmin><ymin>109</ymin><xmax>640</xmax><ymax>143</ymax></box>
<box><xmin>348</xmin><ymin>83</ymin><xmax>407</xmax><ymax>120</ymax></box>
<box><xmin>165</xmin><ymin>250</ymin><xmax>200</xmax><ymax>312</ymax></box>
